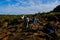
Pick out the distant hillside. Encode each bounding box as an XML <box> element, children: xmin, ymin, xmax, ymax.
<box><xmin>53</xmin><ymin>5</ymin><xmax>60</xmax><ymax>12</ymax></box>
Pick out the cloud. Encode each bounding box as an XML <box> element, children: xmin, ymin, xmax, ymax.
<box><xmin>0</xmin><ymin>0</ymin><xmax>60</xmax><ymax>14</ymax></box>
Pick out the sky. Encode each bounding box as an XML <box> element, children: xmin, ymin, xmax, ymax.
<box><xmin>0</xmin><ymin>0</ymin><xmax>60</xmax><ymax>14</ymax></box>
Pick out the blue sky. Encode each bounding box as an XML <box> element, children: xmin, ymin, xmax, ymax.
<box><xmin>0</xmin><ymin>0</ymin><xmax>60</xmax><ymax>14</ymax></box>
